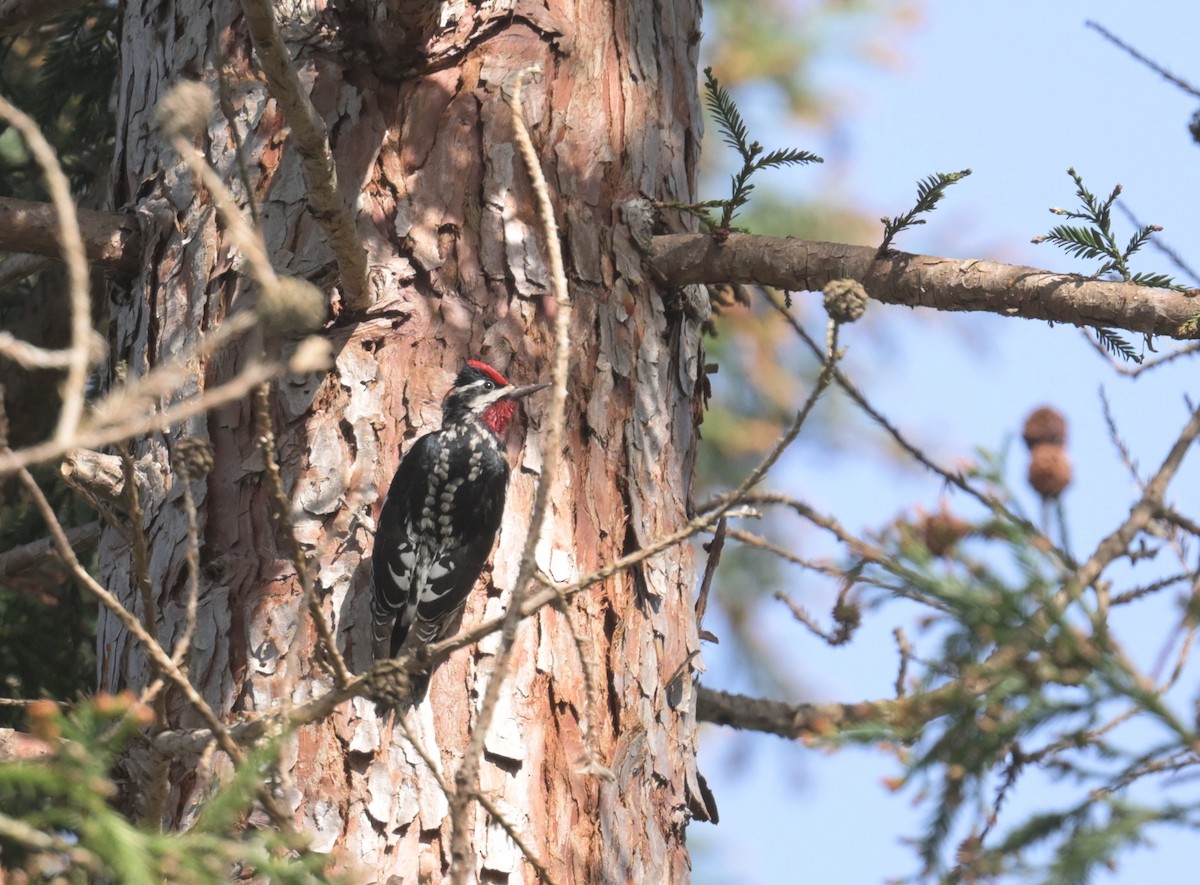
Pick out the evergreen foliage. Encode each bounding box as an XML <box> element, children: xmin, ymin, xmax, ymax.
<box><xmin>0</xmin><ymin>697</ymin><xmax>339</xmax><ymax>882</ymax></box>
<box><xmin>1033</xmin><ymin>167</ymin><xmax>1191</xmax><ymax>361</ymax></box>
<box><xmin>665</xmin><ymin>68</ymin><xmax>822</xmax><ymax>235</ymax></box>
<box><xmin>877</xmin><ymin>169</ymin><xmax>973</xmax><ymax>255</ymax></box>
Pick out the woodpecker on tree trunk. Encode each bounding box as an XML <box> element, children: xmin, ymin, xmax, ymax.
<box><xmin>371</xmin><ymin>360</ymin><xmax>548</xmax><ymax>701</ymax></box>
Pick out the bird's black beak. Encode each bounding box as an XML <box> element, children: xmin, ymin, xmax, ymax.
<box><xmin>504</xmin><ymin>381</ymin><xmax>551</xmax><ymax>400</ymax></box>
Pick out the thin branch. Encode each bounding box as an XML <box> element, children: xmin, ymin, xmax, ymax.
<box><xmin>452</xmin><ymin>65</ymin><xmax>574</xmax><ymax>882</ymax></box>
<box><xmin>11</xmin><ymin>462</ymin><xmax>297</xmax><ymax>831</ymax></box>
<box><xmin>0</xmin><ymin>97</ymin><xmax>93</xmax><ymax>444</ymax></box>
<box><xmin>238</xmin><ymin>0</ymin><xmax>369</xmax><ymax>309</ymax></box>
<box><xmin>1117</xmin><ymin>200</ymin><xmax>1200</xmax><ymax>287</ymax></box>
<box><xmin>649</xmin><ymin>232</ymin><xmax>1200</xmax><ymax>339</ymax></box>
<box><xmin>695</xmin><ymin>684</ymin><xmax>957</xmax><ymax>739</ymax></box>
<box><xmin>1086</xmin><ymin>21</ymin><xmax>1200</xmax><ymax>100</ymax></box>
<box><xmin>0</xmin><ymin>355</ymin><xmax>279</xmax><ymax>476</ymax></box>
<box><xmin>254</xmin><ymin>383</ymin><xmax>351</xmax><ymax>689</ymax></box>
<box><xmin>116</xmin><ymin>443</ymin><xmax>160</xmax><ymax>701</ymax></box>
<box><xmin>760</xmin><ymin>288</ymin><xmax>1075</xmax><ymax>572</ymax></box>
<box><xmin>12</xmin><ymin>464</ymin><xmax>235</xmax><ymax>752</ymax></box>
<box><xmin>169</xmin><ymin>448</ymin><xmax>206</xmax><ymax>670</ymax></box>
<box><xmin>1071</xmin><ymin>402</ymin><xmax>1200</xmax><ymax>594</ymax></box>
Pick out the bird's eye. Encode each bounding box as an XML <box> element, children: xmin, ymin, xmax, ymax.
<box><xmin>483</xmin><ymin>381</ymin><xmax>495</xmax><ymax>390</ymax></box>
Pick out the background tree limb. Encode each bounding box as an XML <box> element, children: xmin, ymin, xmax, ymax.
<box><xmin>650</xmin><ymin>232</ymin><xmax>1200</xmax><ymax>339</ymax></box>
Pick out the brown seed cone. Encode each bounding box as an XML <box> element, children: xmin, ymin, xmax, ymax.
<box><xmin>919</xmin><ymin>508</ymin><xmax>971</xmax><ymax>556</ymax></box>
<box><xmin>1023</xmin><ymin>406</ymin><xmax>1067</xmax><ymax>449</ymax></box>
<box><xmin>1028</xmin><ymin>442</ymin><xmax>1072</xmax><ymax>499</ymax></box>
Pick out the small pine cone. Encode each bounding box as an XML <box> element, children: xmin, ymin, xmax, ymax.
<box><xmin>1028</xmin><ymin>443</ymin><xmax>1072</xmax><ymax>499</ymax></box>
<box><xmin>919</xmin><ymin>508</ymin><xmax>971</xmax><ymax>556</ymax></box>
<box><xmin>1022</xmin><ymin>406</ymin><xmax>1067</xmax><ymax>449</ymax></box>
<box><xmin>363</xmin><ymin>659</ymin><xmax>413</xmax><ymax>708</ymax></box>
<box><xmin>172</xmin><ymin>438</ymin><xmax>215</xmax><ymax>480</ymax></box>
<box><xmin>822</xmin><ymin>278</ymin><xmax>869</xmax><ymax>323</ymax></box>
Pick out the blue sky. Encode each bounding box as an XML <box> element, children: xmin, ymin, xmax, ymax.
<box><xmin>696</xmin><ymin>3</ymin><xmax>1200</xmax><ymax>882</ymax></box>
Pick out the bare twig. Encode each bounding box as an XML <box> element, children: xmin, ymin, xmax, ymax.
<box><xmin>452</xmin><ymin>65</ymin><xmax>575</xmax><ymax>882</ymax></box>
<box><xmin>254</xmin><ymin>383</ymin><xmax>351</xmax><ymax>689</ymax></box>
<box><xmin>1071</xmin><ymin>403</ymin><xmax>1200</xmax><ymax>595</ymax></box>
<box><xmin>1086</xmin><ymin>21</ymin><xmax>1200</xmax><ymax>100</ymax></box>
<box><xmin>761</xmin><ymin>288</ymin><xmax>1076</xmax><ymax>573</ymax></box>
<box><xmin>0</xmin><ymin>355</ymin><xmax>279</xmax><ymax>476</ymax></box>
<box><xmin>169</xmin><ymin>448</ymin><xmax>206</xmax><ymax>670</ymax></box>
<box><xmin>11</xmin><ymin>462</ymin><xmax>300</xmax><ymax>829</ymax></box>
<box><xmin>0</xmin><ymin>97</ymin><xmax>93</xmax><ymax>443</ymax></box>
<box><xmin>695</xmin><ymin>517</ymin><xmax>726</xmax><ymax>637</ymax></box>
<box><xmin>238</xmin><ymin>0</ymin><xmax>369</xmax><ymax>308</ymax></box>
<box><xmin>117</xmin><ymin>443</ymin><xmax>158</xmax><ymax>651</ymax></box>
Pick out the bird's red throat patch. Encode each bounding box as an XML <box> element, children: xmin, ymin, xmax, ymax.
<box><xmin>468</xmin><ymin>360</ymin><xmax>517</xmax><ymax>434</ymax></box>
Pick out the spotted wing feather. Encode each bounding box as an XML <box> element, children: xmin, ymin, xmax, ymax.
<box><xmin>371</xmin><ymin>428</ymin><xmax>509</xmax><ymax>659</ymax></box>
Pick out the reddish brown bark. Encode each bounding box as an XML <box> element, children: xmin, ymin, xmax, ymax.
<box><xmin>100</xmin><ymin>0</ymin><xmax>704</xmax><ymax>880</ymax></box>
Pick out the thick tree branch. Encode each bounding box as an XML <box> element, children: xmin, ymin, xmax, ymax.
<box><xmin>650</xmin><ymin>233</ymin><xmax>1200</xmax><ymax>339</ymax></box>
<box><xmin>0</xmin><ymin>520</ymin><xmax>99</xmax><ymax>580</ymax></box>
<box><xmin>0</xmin><ymin>195</ymin><xmax>140</xmax><ymax>275</ymax></box>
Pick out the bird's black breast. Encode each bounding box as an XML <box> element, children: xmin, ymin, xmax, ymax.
<box><xmin>371</xmin><ymin>419</ymin><xmax>511</xmax><ymax>656</ymax></box>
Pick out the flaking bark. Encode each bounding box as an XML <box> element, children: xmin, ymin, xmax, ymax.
<box><xmin>100</xmin><ymin>0</ymin><xmax>704</xmax><ymax>881</ymax></box>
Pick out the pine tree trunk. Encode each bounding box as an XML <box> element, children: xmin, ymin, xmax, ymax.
<box><xmin>100</xmin><ymin>1</ymin><xmax>704</xmax><ymax>880</ymax></box>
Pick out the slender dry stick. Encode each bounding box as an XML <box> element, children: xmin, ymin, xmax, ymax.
<box><xmin>1070</xmin><ymin>403</ymin><xmax>1200</xmax><ymax>595</ymax></box>
<box><xmin>238</xmin><ymin>0</ymin><xmax>369</xmax><ymax>308</ymax></box>
<box><xmin>117</xmin><ymin>443</ymin><xmax>158</xmax><ymax>650</ymax></box>
<box><xmin>14</xmin><ymin>464</ymin><xmax>235</xmax><ymax>751</ymax></box>
<box><xmin>170</xmin><ymin>133</ymin><xmax>278</xmax><ymax>289</ymax></box>
<box><xmin>0</xmin><ymin>95</ymin><xmax>92</xmax><ymax>443</ymax></box>
<box><xmin>451</xmin><ymin>65</ymin><xmax>574</xmax><ymax>882</ymax></box>
<box><xmin>170</xmin><ymin>456</ymin><xmax>204</xmax><ymax>669</ymax></box>
<box><xmin>0</xmin><ymin>358</ymin><xmax>280</xmax><ymax>476</ymax></box>
<box><xmin>0</xmin><ymin>330</ymin><xmax>85</xmax><ymax>368</ymax></box>
<box><xmin>12</xmin><ymin>461</ymin><xmax>298</xmax><ymax>829</ymax></box>
<box><xmin>1086</xmin><ymin>20</ymin><xmax>1200</xmax><ymax>99</ymax></box>
<box><xmin>216</xmin><ymin>49</ymin><xmax>260</xmax><ymax>227</ymax></box>
<box><xmin>254</xmin><ymin>383</ymin><xmax>351</xmax><ymax>689</ymax></box>
<box><xmin>759</xmin><ymin>288</ymin><xmax>1077</xmax><ymax>572</ymax></box>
